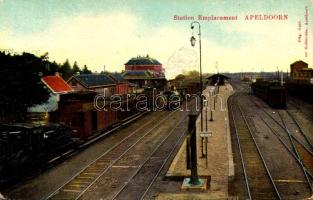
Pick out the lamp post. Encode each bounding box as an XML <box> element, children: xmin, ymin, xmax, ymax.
<box><xmin>190</xmin><ymin>21</ymin><xmax>204</xmax><ymax>158</ymax></box>
<box><xmin>182</xmin><ymin>21</ymin><xmax>207</xmax><ymax>190</ymax></box>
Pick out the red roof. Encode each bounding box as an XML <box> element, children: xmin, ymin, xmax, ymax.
<box><xmin>42</xmin><ymin>75</ymin><xmax>73</xmax><ymax>94</ymax></box>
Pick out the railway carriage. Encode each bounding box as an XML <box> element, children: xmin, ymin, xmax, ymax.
<box><xmin>50</xmin><ymin>91</ymin><xmax>119</xmax><ymax>140</ymax></box>
<box><xmin>251</xmin><ymin>81</ymin><xmax>286</xmax><ymax>108</ymax></box>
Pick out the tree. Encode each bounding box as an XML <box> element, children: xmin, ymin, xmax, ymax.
<box><xmin>185</xmin><ymin>70</ymin><xmax>200</xmax><ymax>78</ymax></box>
<box><xmin>0</xmin><ymin>52</ymin><xmax>50</xmax><ymax>122</ymax></box>
<box><xmin>60</xmin><ymin>59</ymin><xmax>72</xmax><ymax>80</ymax></box>
<box><xmin>180</xmin><ymin>70</ymin><xmax>199</xmax><ymax>82</ymax></box>
<box><xmin>47</xmin><ymin>61</ymin><xmax>60</xmax><ymax>75</ymax></box>
<box><xmin>72</xmin><ymin>61</ymin><xmax>81</xmax><ymax>74</ymax></box>
<box><xmin>175</xmin><ymin>74</ymin><xmax>185</xmax><ymax>81</ymax></box>
<box><xmin>82</xmin><ymin>65</ymin><xmax>92</xmax><ymax>74</ymax></box>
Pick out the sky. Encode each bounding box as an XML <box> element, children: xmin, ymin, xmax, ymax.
<box><xmin>0</xmin><ymin>0</ymin><xmax>313</xmax><ymax>78</ymax></box>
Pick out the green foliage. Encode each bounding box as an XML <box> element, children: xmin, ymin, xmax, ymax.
<box><xmin>174</xmin><ymin>74</ymin><xmax>185</xmax><ymax>80</ymax></box>
<box><xmin>60</xmin><ymin>59</ymin><xmax>72</xmax><ymax>80</ymax></box>
<box><xmin>174</xmin><ymin>70</ymin><xmax>209</xmax><ymax>88</ymax></box>
<box><xmin>176</xmin><ymin>70</ymin><xmax>201</xmax><ymax>83</ymax></box>
<box><xmin>72</xmin><ymin>61</ymin><xmax>81</xmax><ymax>74</ymax></box>
<box><xmin>59</xmin><ymin>60</ymin><xmax>93</xmax><ymax>79</ymax></box>
<box><xmin>184</xmin><ymin>70</ymin><xmax>200</xmax><ymax>79</ymax></box>
<box><xmin>0</xmin><ymin>52</ymin><xmax>50</xmax><ymax>122</ymax></box>
<box><xmin>0</xmin><ymin>51</ymin><xmax>93</xmax><ymax>122</ymax></box>
<box><xmin>48</xmin><ymin>61</ymin><xmax>60</xmax><ymax>75</ymax></box>
<box><xmin>82</xmin><ymin>65</ymin><xmax>92</xmax><ymax>74</ymax></box>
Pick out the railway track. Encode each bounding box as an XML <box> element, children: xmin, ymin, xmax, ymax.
<box><xmin>285</xmin><ymin>110</ymin><xmax>313</xmax><ymax>151</ymax></box>
<box><xmin>45</xmin><ymin>96</ymin><xmax>197</xmax><ymax>200</ymax></box>
<box><xmin>44</xmin><ymin>110</ymin><xmax>174</xmax><ymax>200</ymax></box>
<box><xmin>287</xmin><ymin>97</ymin><xmax>313</xmax><ymax>122</ymax></box>
<box><xmin>110</xmin><ymin>115</ymin><xmax>188</xmax><ymax>200</ymax></box>
<box><xmin>269</xmin><ymin>110</ymin><xmax>313</xmax><ymax>153</ymax></box>
<box><xmin>230</xmin><ymin>81</ymin><xmax>313</xmax><ymax>198</ymax></box>
<box><xmin>47</xmin><ymin>111</ymin><xmax>148</xmax><ymax>167</ymax></box>
<box><xmin>1</xmin><ymin>111</ymin><xmax>149</xmax><ymax>193</ymax></box>
<box><xmin>248</xmin><ymin>96</ymin><xmax>313</xmax><ymax>194</ymax></box>
<box><xmin>78</xmin><ymin>100</ymin><xmax>198</xmax><ymax>200</ymax></box>
<box><xmin>229</xmin><ymin>94</ymin><xmax>281</xmax><ymax>200</ymax></box>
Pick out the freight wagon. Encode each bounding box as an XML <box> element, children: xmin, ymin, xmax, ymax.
<box><xmin>50</xmin><ymin>91</ymin><xmax>119</xmax><ymax>140</ymax></box>
<box><xmin>0</xmin><ymin>85</ymin><xmax>197</xmax><ymax>188</ymax></box>
<box><xmin>0</xmin><ymin>123</ymin><xmax>73</xmax><ymax>188</ymax></box>
<box><xmin>285</xmin><ymin>82</ymin><xmax>313</xmax><ymax>104</ymax></box>
<box><xmin>50</xmin><ymin>90</ymin><xmax>155</xmax><ymax>141</ymax></box>
<box><xmin>251</xmin><ymin>81</ymin><xmax>286</xmax><ymax>108</ymax></box>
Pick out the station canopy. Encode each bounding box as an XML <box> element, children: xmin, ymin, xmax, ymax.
<box><xmin>206</xmin><ymin>74</ymin><xmax>230</xmax><ymax>85</ymax></box>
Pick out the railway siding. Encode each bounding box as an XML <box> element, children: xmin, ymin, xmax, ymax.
<box><xmin>233</xmin><ymin>81</ymin><xmax>313</xmax><ymax>198</ymax></box>
<box><xmin>48</xmin><ymin>111</ymin><xmax>176</xmax><ymax>200</ymax></box>
<box><xmin>230</xmin><ymin>95</ymin><xmax>279</xmax><ymax>200</ymax></box>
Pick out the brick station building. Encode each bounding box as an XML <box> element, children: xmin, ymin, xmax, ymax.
<box><xmin>123</xmin><ymin>55</ymin><xmax>166</xmax><ymax>89</ymax></box>
<box><xmin>290</xmin><ymin>60</ymin><xmax>313</xmax><ymax>83</ymax></box>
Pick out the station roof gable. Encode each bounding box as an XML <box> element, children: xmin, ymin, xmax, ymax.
<box><xmin>125</xmin><ymin>55</ymin><xmax>162</xmax><ymax>66</ymax></box>
<box><xmin>291</xmin><ymin>60</ymin><xmax>308</xmax><ymax>66</ymax></box>
<box><xmin>70</xmin><ymin>74</ymin><xmax>116</xmax><ymax>88</ymax></box>
<box><xmin>109</xmin><ymin>72</ymin><xmax>127</xmax><ymax>83</ymax></box>
<box><xmin>41</xmin><ymin>75</ymin><xmax>73</xmax><ymax>94</ymax></box>
<box><xmin>206</xmin><ymin>74</ymin><xmax>230</xmax><ymax>80</ymax></box>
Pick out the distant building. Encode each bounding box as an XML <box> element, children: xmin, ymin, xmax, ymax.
<box><xmin>27</xmin><ymin>73</ymin><xmax>73</xmax><ymax>123</ymax></box>
<box><xmin>290</xmin><ymin>60</ymin><xmax>313</xmax><ymax>83</ymax></box>
<box><xmin>107</xmin><ymin>72</ymin><xmax>129</xmax><ymax>95</ymax></box>
<box><xmin>67</xmin><ymin>73</ymin><xmax>117</xmax><ymax>96</ymax></box>
<box><xmin>123</xmin><ymin>55</ymin><xmax>166</xmax><ymax>89</ymax></box>
<box><xmin>125</xmin><ymin>55</ymin><xmax>164</xmax><ymax>76</ymax></box>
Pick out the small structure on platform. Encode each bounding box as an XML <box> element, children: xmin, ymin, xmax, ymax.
<box><xmin>206</xmin><ymin>74</ymin><xmax>230</xmax><ymax>86</ymax></box>
<box><xmin>181</xmin><ymin>113</ymin><xmax>208</xmax><ymax>191</ymax></box>
<box><xmin>181</xmin><ymin>178</ymin><xmax>208</xmax><ymax>191</ymax></box>
<box><xmin>164</xmin><ymin>83</ymin><xmax>234</xmax><ymax>198</ymax></box>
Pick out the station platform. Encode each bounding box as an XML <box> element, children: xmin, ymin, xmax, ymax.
<box><xmin>159</xmin><ymin>84</ymin><xmax>234</xmax><ymax>199</ymax></box>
